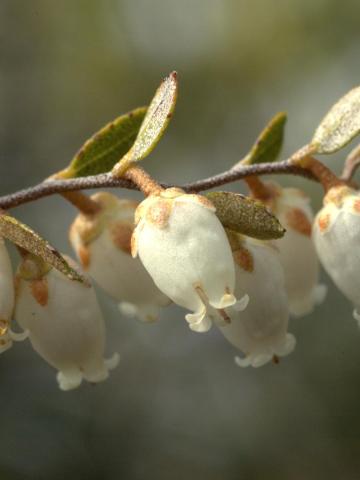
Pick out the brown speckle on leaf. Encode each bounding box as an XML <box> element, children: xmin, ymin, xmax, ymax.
<box><xmin>30</xmin><ymin>278</ymin><xmax>49</xmax><ymax>307</ymax></box>
<box><xmin>285</xmin><ymin>208</ymin><xmax>312</xmax><ymax>236</ymax></box>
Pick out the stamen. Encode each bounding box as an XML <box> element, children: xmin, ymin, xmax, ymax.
<box><xmin>194</xmin><ymin>285</ymin><xmax>208</xmax><ymax>304</ymax></box>
<box><xmin>0</xmin><ymin>319</ymin><xmax>9</xmax><ymax>336</ymax></box>
<box><xmin>194</xmin><ymin>285</ymin><xmax>232</xmax><ymax>324</ymax></box>
<box><xmin>217</xmin><ymin>308</ymin><xmax>231</xmax><ymax>324</ymax></box>
<box><xmin>272</xmin><ymin>354</ymin><xmax>280</xmax><ymax>365</ymax></box>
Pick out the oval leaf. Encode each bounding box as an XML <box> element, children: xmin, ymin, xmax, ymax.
<box><xmin>0</xmin><ymin>214</ymin><xmax>86</xmax><ymax>283</ymax></box>
<box><xmin>113</xmin><ymin>71</ymin><xmax>178</xmax><ymax>175</ymax></box>
<box><xmin>241</xmin><ymin>112</ymin><xmax>287</xmax><ymax>166</ymax></box>
<box><xmin>311</xmin><ymin>86</ymin><xmax>360</xmax><ymax>154</ymax></box>
<box><xmin>206</xmin><ymin>191</ymin><xmax>285</xmax><ymax>240</ymax></box>
<box><xmin>61</xmin><ymin>107</ymin><xmax>147</xmax><ymax>178</ymax></box>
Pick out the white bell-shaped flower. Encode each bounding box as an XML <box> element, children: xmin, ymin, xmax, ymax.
<box><xmin>260</xmin><ymin>182</ymin><xmax>326</xmax><ymax>317</ymax></box>
<box><xmin>69</xmin><ymin>192</ymin><xmax>170</xmax><ymax>322</ymax></box>
<box><xmin>218</xmin><ymin>233</ymin><xmax>296</xmax><ymax>367</ymax></box>
<box><xmin>14</xmin><ymin>254</ymin><xmax>119</xmax><ymax>390</ymax></box>
<box><xmin>133</xmin><ymin>188</ymin><xmax>248</xmax><ymax>333</ymax></box>
<box><xmin>313</xmin><ymin>185</ymin><xmax>360</xmax><ymax>322</ymax></box>
<box><xmin>0</xmin><ymin>237</ymin><xmax>27</xmax><ymax>354</ymax></box>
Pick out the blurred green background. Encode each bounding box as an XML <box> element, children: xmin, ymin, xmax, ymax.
<box><xmin>1</xmin><ymin>1</ymin><xmax>360</xmax><ymax>479</ymax></box>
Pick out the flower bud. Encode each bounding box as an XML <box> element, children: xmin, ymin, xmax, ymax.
<box><xmin>313</xmin><ymin>185</ymin><xmax>360</xmax><ymax>321</ymax></box>
<box><xmin>0</xmin><ymin>238</ymin><xmax>27</xmax><ymax>354</ymax></box>
<box><xmin>132</xmin><ymin>188</ymin><xmax>248</xmax><ymax>333</ymax></box>
<box><xmin>69</xmin><ymin>192</ymin><xmax>170</xmax><ymax>322</ymax></box>
<box><xmin>14</xmin><ymin>254</ymin><xmax>119</xmax><ymax>390</ymax></box>
<box><xmin>260</xmin><ymin>182</ymin><xmax>326</xmax><ymax>317</ymax></box>
<box><xmin>218</xmin><ymin>233</ymin><xmax>296</xmax><ymax>367</ymax></box>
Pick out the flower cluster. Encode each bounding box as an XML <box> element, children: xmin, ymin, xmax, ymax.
<box><xmin>1</xmin><ymin>78</ymin><xmax>360</xmax><ymax>392</ymax></box>
<box><xmin>2</xmin><ymin>179</ymin><xmax>360</xmax><ymax>389</ymax></box>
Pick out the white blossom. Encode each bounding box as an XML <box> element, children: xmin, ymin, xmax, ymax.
<box><xmin>14</xmin><ymin>254</ymin><xmax>119</xmax><ymax>390</ymax></box>
<box><xmin>69</xmin><ymin>192</ymin><xmax>170</xmax><ymax>322</ymax></box>
<box><xmin>0</xmin><ymin>237</ymin><xmax>27</xmax><ymax>354</ymax></box>
<box><xmin>261</xmin><ymin>182</ymin><xmax>326</xmax><ymax>317</ymax></box>
<box><xmin>132</xmin><ymin>188</ymin><xmax>248</xmax><ymax>333</ymax></box>
<box><xmin>313</xmin><ymin>185</ymin><xmax>360</xmax><ymax>322</ymax></box>
<box><xmin>218</xmin><ymin>234</ymin><xmax>296</xmax><ymax>367</ymax></box>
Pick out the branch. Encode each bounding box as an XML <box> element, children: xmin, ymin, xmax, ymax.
<box><xmin>0</xmin><ymin>159</ymin><xmax>317</xmax><ymax>210</ymax></box>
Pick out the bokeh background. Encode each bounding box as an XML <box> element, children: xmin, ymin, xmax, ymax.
<box><xmin>1</xmin><ymin>1</ymin><xmax>360</xmax><ymax>478</ymax></box>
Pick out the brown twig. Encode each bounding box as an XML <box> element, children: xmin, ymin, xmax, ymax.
<box><xmin>0</xmin><ymin>159</ymin><xmax>317</xmax><ymax>210</ymax></box>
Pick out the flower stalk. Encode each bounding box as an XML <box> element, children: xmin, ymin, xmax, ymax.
<box><xmin>292</xmin><ymin>155</ymin><xmax>344</xmax><ymax>192</ymax></box>
<box><xmin>121</xmin><ymin>165</ymin><xmax>164</xmax><ymax>197</ymax></box>
<box><xmin>61</xmin><ymin>191</ymin><xmax>102</xmax><ymax>215</ymax></box>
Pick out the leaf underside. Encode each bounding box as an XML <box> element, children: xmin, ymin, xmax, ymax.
<box><xmin>311</xmin><ymin>86</ymin><xmax>360</xmax><ymax>154</ymax></box>
<box><xmin>206</xmin><ymin>191</ymin><xmax>285</xmax><ymax>240</ymax></box>
<box><xmin>129</xmin><ymin>71</ymin><xmax>178</xmax><ymax>162</ymax></box>
<box><xmin>113</xmin><ymin>72</ymin><xmax>178</xmax><ymax>175</ymax></box>
<box><xmin>0</xmin><ymin>214</ymin><xmax>86</xmax><ymax>283</ymax></box>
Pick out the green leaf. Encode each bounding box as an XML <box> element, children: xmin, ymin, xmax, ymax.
<box><xmin>61</xmin><ymin>107</ymin><xmax>147</xmax><ymax>178</ymax></box>
<box><xmin>311</xmin><ymin>86</ymin><xmax>360</xmax><ymax>154</ymax></box>
<box><xmin>240</xmin><ymin>112</ymin><xmax>287</xmax><ymax>166</ymax></box>
<box><xmin>0</xmin><ymin>214</ymin><xmax>86</xmax><ymax>283</ymax></box>
<box><xmin>206</xmin><ymin>191</ymin><xmax>285</xmax><ymax>240</ymax></box>
<box><xmin>113</xmin><ymin>71</ymin><xmax>178</xmax><ymax>175</ymax></box>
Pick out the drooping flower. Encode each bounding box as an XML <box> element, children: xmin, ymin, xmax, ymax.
<box><xmin>218</xmin><ymin>233</ymin><xmax>296</xmax><ymax>367</ymax></box>
<box><xmin>254</xmin><ymin>181</ymin><xmax>326</xmax><ymax>317</ymax></box>
<box><xmin>14</xmin><ymin>253</ymin><xmax>119</xmax><ymax>390</ymax></box>
<box><xmin>0</xmin><ymin>237</ymin><xmax>27</xmax><ymax>354</ymax></box>
<box><xmin>132</xmin><ymin>188</ymin><xmax>248</xmax><ymax>333</ymax></box>
<box><xmin>313</xmin><ymin>185</ymin><xmax>360</xmax><ymax>322</ymax></box>
<box><xmin>69</xmin><ymin>192</ymin><xmax>170</xmax><ymax>322</ymax></box>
